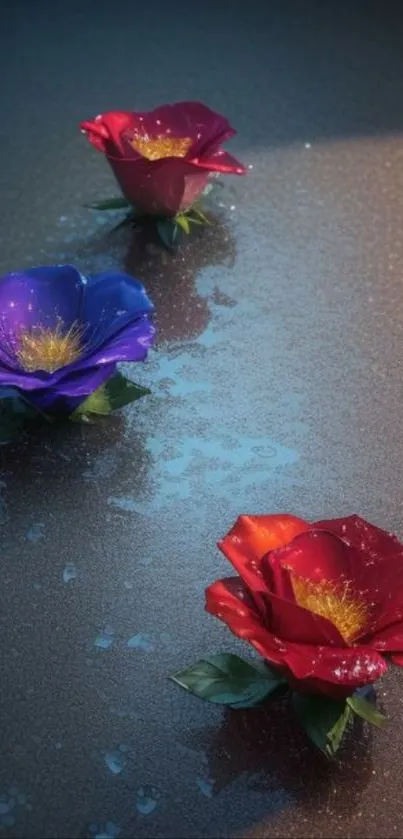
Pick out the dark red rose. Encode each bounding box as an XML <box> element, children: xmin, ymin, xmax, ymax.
<box><xmin>81</xmin><ymin>101</ymin><xmax>246</xmax><ymax>217</ymax></box>
<box><xmin>206</xmin><ymin>514</ymin><xmax>403</xmax><ymax>698</ymax></box>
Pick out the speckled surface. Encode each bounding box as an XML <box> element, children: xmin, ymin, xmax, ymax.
<box><xmin>1</xmin><ymin>0</ymin><xmax>403</xmax><ymax>836</ymax></box>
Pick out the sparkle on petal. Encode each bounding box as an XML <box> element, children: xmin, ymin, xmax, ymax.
<box><xmin>291</xmin><ymin>574</ymin><xmax>368</xmax><ymax>642</ymax></box>
<box><xmin>16</xmin><ymin>320</ymin><xmax>84</xmax><ymax>373</ymax></box>
<box><xmin>128</xmin><ymin>130</ymin><xmax>192</xmax><ymax>161</ymax></box>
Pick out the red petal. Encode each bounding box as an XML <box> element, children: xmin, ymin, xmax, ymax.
<box><xmin>205</xmin><ymin>578</ymin><xmax>287</xmax><ymax>667</ymax></box>
<box><xmin>219</xmin><ymin>513</ymin><xmax>309</xmax><ymax>566</ymax></box>
<box><xmin>218</xmin><ymin>514</ymin><xmax>309</xmax><ymax>612</ymax></box>
<box><xmin>126</xmin><ymin>101</ymin><xmax>235</xmax><ymax>157</ymax></box>
<box><xmin>391</xmin><ymin>653</ymin><xmax>403</xmax><ymax>666</ymax></box>
<box><xmin>283</xmin><ymin>644</ymin><xmax>387</xmax><ymax>691</ymax></box>
<box><xmin>266</xmin><ymin>590</ymin><xmax>346</xmax><ymax>647</ymax></box>
<box><xmin>368</xmin><ymin>621</ymin><xmax>403</xmax><ymax>651</ymax></box>
<box><xmin>315</xmin><ymin>516</ymin><xmax>403</xmax><ymax>631</ymax></box>
<box><xmin>80</xmin><ymin>119</ymin><xmax>109</xmax><ymax>153</ymax></box>
<box><xmin>192</xmin><ymin>149</ymin><xmax>246</xmax><ymax>175</ymax></box>
<box><xmin>315</xmin><ymin>514</ymin><xmax>402</xmax><ymax>558</ymax></box>
<box><xmin>106</xmin><ymin>156</ymin><xmax>200</xmax><ymax>217</ymax></box>
<box><xmin>266</xmin><ymin>529</ymin><xmax>355</xmax><ymax>586</ymax></box>
<box><xmin>81</xmin><ymin>112</ymin><xmax>135</xmax><ymax>156</ymax></box>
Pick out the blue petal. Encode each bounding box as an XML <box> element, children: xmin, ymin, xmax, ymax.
<box><xmin>0</xmin><ymin>265</ymin><xmax>84</xmax><ymax>336</ymax></box>
<box><xmin>81</xmin><ymin>272</ymin><xmax>154</xmax><ymax>351</ymax></box>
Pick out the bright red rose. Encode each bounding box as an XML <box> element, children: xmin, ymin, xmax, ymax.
<box><xmin>81</xmin><ymin>101</ymin><xmax>246</xmax><ymax>217</ymax></box>
<box><xmin>206</xmin><ymin>514</ymin><xmax>403</xmax><ymax>698</ymax></box>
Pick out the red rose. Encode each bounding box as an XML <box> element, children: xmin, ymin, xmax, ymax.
<box><xmin>206</xmin><ymin>514</ymin><xmax>403</xmax><ymax>698</ymax></box>
<box><xmin>81</xmin><ymin>101</ymin><xmax>246</xmax><ymax>217</ymax></box>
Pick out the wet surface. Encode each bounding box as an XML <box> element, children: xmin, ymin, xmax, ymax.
<box><xmin>1</xmin><ymin>0</ymin><xmax>403</xmax><ymax>836</ymax></box>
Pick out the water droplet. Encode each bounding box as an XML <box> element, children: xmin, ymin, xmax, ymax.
<box><xmin>126</xmin><ymin>634</ymin><xmax>154</xmax><ymax>652</ymax></box>
<box><xmin>196</xmin><ymin>777</ymin><xmax>214</xmax><ymax>798</ymax></box>
<box><xmin>135</xmin><ymin>785</ymin><xmax>161</xmax><ymax>814</ymax></box>
<box><xmin>25</xmin><ymin>522</ymin><xmax>45</xmax><ymax>543</ymax></box>
<box><xmin>62</xmin><ymin>565</ymin><xmax>77</xmax><ymax>583</ymax></box>
<box><xmin>104</xmin><ymin>751</ymin><xmax>125</xmax><ymax>775</ymax></box>
<box><xmin>94</xmin><ymin>629</ymin><xmax>114</xmax><ymax>650</ymax></box>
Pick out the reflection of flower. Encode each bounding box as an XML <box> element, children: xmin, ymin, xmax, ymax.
<box><xmin>0</xmin><ymin>265</ymin><xmax>155</xmax><ymax>414</ymax></box>
<box><xmin>206</xmin><ymin>513</ymin><xmax>403</xmax><ymax>698</ymax></box>
<box><xmin>81</xmin><ymin>101</ymin><xmax>246</xmax><ymax>217</ymax></box>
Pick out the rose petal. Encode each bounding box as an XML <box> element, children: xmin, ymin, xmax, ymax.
<box><xmin>219</xmin><ymin>513</ymin><xmax>309</xmax><ymax>565</ymax></box>
<box><xmin>315</xmin><ymin>515</ymin><xmax>402</xmax><ymax>558</ymax></box>
<box><xmin>193</xmin><ymin>148</ymin><xmax>246</xmax><ymax>175</ymax></box>
<box><xmin>267</xmin><ymin>529</ymin><xmax>355</xmax><ymax>585</ymax></box>
<box><xmin>390</xmin><ymin>653</ymin><xmax>403</xmax><ymax>666</ymax></box>
<box><xmin>206</xmin><ymin>578</ymin><xmax>289</xmax><ymax>667</ymax></box>
<box><xmin>283</xmin><ymin>644</ymin><xmax>387</xmax><ymax>690</ymax></box>
<box><xmin>106</xmin><ymin>155</ymin><xmax>191</xmax><ymax>216</ymax></box>
<box><xmin>128</xmin><ymin>101</ymin><xmax>236</xmax><ymax>157</ymax></box>
<box><xmin>266</xmin><ymin>590</ymin><xmax>346</xmax><ymax>647</ymax></box>
<box><xmin>81</xmin><ymin>112</ymin><xmax>135</xmax><ymax>156</ymax></box>
<box><xmin>368</xmin><ymin>621</ymin><xmax>403</xmax><ymax>651</ymax></box>
<box><xmin>218</xmin><ymin>514</ymin><xmax>309</xmax><ymax>613</ymax></box>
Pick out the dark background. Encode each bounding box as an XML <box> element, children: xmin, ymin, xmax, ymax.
<box><xmin>1</xmin><ymin>1</ymin><xmax>403</xmax><ymax>836</ymax></box>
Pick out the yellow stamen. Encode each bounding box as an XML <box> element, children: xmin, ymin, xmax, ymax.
<box><xmin>291</xmin><ymin>575</ymin><xmax>368</xmax><ymax>642</ymax></box>
<box><xmin>129</xmin><ymin>132</ymin><xmax>192</xmax><ymax>161</ymax></box>
<box><xmin>16</xmin><ymin>321</ymin><xmax>83</xmax><ymax>373</ymax></box>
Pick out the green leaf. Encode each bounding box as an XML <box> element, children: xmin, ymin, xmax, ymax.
<box><xmin>72</xmin><ymin>373</ymin><xmax>150</xmax><ymax>421</ymax></box>
<box><xmin>175</xmin><ymin>213</ymin><xmax>191</xmax><ymax>234</ymax></box>
<box><xmin>347</xmin><ymin>695</ymin><xmax>387</xmax><ymax>728</ymax></box>
<box><xmin>156</xmin><ymin>218</ymin><xmax>181</xmax><ymax>249</ymax></box>
<box><xmin>292</xmin><ymin>692</ymin><xmax>353</xmax><ymax>758</ymax></box>
<box><xmin>84</xmin><ymin>197</ymin><xmax>131</xmax><ymax>211</ymax></box>
<box><xmin>105</xmin><ymin>372</ymin><xmax>151</xmax><ymax>411</ymax></box>
<box><xmin>170</xmin><ymin>653</ymin><xmax>285</xmax><ymax>708</ymax></box>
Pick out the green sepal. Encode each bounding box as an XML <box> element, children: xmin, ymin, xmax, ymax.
<box><xmin>175</xmin><ymin>213</ymin><xmax>191</xmax><ymax>234</ymax></box>
<box><xmin>170</xmin><ymin>653</ymin><xmax>285</xmax><ymax>708</ymax></box>
<box><xmin>71</xmin><ymin>372</ymin><xmax>151</xmax><ymax>421</ymax></box>
<box><xmin>292</xmin><ymin>692</ymin><xmax>353</xmax><ymax>758</ymax></box>
<box><xmin>156</xmin><ymin>217</ymin><xmax>181</xmax><ymax>249</ymax></box>
<box><xmin>187</xmin><ymin>205</ymin><xmax>212</xmax><ymax>226</ymax></box>
<box><xmin>84</xmin><ymin>197</ymin><xmax>131</xmax><ymax>211</ymax></box>
<box><xmin>347</xmin><ymin>695</ymin><xmax>386</xmax><ymax>728</ymax></box>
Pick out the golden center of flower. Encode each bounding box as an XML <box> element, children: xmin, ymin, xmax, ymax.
<box><xmin>16</xmin><ymin>321</ymin><xmax>84</xmax><ymax>373</ymax></box>
<box><xmin>291</xmin><ymin>574</ymin><xmax>368</xmax><ymax>642</ymax></box>
<box><xmin>129</xmin><ymin>132</ymin><xmax>192</xmax><ymax>161</ymax></box>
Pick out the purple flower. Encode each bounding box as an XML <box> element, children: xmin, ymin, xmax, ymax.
<box><xmin>0</xmin><ymin>265</ymin><xmax>155</xmax><ymax>414</ymax></box>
